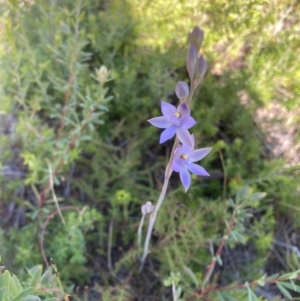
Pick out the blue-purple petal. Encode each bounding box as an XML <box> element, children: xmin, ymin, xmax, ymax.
<box><xmin>181</xmin><ymin>144</ymin><xmax>193</xmax><ymax>155</ymax></box>
<box><xmin>177</xmin><ymin>103</ymin><xmax>190</xmax><ymax>118</ymax></box>
<box><xmin>187</xmin><ymin>163</ymin><xmax>210</xmax><ymax>176</ymax></box>
<box><xmin>172</xmin><ymin>158</ymin><xmax>183</xmax><ymax>172</ymax></box>
<box><xmin>160</xmin><ymin>125</ymin><xmax>176</xmax><ymax>143</ymax></box>
<box><xmin>148</xmin><ymin>116</ymin><xmax>172</xmax><ymax>129</ymax></box>
<box><xmin>161</xmin><ymin>101</ymin><xmax>176</xmax><ymax>119</ymax></box>
<box><xmin>189</xmin><ymin>148</ymin><xmax>212</xmax><ymax>162</ymax></box>
<box><xmin>180</xmin><ymin>116</ymin><xmax>196</xmax><ymax>130</ymax></box>
<box><xmin>174</xmin><ymin>145</ymin><xmax>183</xmax><ymax>159</ymax></box>
<box><xmin>180</xmin><ymin>168</ymin><xmax>191</xmax><ymax>192</ymax></box>
<box><xmin>176</xmin><ymin>128</ymin><xmax>193</xmax><ymax>147</ymax></box>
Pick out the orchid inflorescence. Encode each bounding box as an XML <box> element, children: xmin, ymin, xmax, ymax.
<box><xmin>140</xmin><ymin>26</ymin><xmax>211</xmax><ymax>268</ymax></box>
<box><xmin>147</xmin><ymin>26</ymin><xmax>211</xmax><ymax>191</ymax></box>
<box><xmin>148</xmin><ymin>99</ymin><xmax>211</xmax><ymax>191</ymax></box>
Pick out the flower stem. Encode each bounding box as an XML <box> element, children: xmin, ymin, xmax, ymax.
<box><xmin>137</xmin><ymin>213</ymin><xmax>146</xmax><ymax>249</ymax></box>
<box><xmin>172</xmin><ymin>280</ymin><xmax>177</xmax><ymax>301</ymax></box>
<box><xmin>140</xmin><ymin>138</ymin><xmax>179</xmax><ymax>270</ymax></box>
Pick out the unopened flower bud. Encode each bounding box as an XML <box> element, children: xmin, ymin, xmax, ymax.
<box><xmin>188</xmin><ymin>26</ymin><xmax>204</xmax><ymax>52</ymax></box>
<box><xmin>175</xmin><ymin>81</ymin><xmax>189</xmax><ymax>99</ymax></box>
<box><xmin>95</xmin><ymin>65</ymin><xmax>111</xmax><ymax>84</ymax></box>
<box><xmin>141</xmin><ymin>201</ymin><xmax>154</xmax><ymax>215</ymax></box>
<box><xmin>186</xmin><ymin>44</ymin><xmax>197</xmax><ymax>80</ymax></box>
<box><xmin>195</xmin><ymin>55</ymin><xmax>208</xmax><ymax>84</ymax></box>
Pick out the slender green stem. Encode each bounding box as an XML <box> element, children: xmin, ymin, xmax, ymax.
<box><xmin>47</xmin><ymin>160</ymin><xmax>65</xmax><ymax>225</ymax></box>
<box><xmin>172</xmin><ymin>280</ymin><xmax>177</xmax><ymax>301</ymax></box>
<box><xmin>140</xmin><ymin>138</ymin><xmax>178</xmax><ymax>270</ymax></box>
<box><xmin>107</xmin><ymin>219</ymin><xmax>114</xmax><ymax>274</ymax></box>
<box><xmin>137</xmin><ymin>214</ymin><xmax>146</xmax><ymax>249</ymax></box>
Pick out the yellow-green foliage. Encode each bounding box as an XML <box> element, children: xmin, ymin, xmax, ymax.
<box><xmin>0</xmin><ymin>263</ymin><xmax>62</xmax><ymax>300</ymax></box>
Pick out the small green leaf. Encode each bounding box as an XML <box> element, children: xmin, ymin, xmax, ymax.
<box><xmin>93</xmin><ymin>119</ymin><xmax>105</xmax><ymax>125</ymax></box>
<box><xmin>249</xmin><ymin>192</ymin><xmax>266</xmax><ymax>202</ymax></box>
<box><xmin>23</xmin><ymin>296</ymin><xmax>41</xmax><ymax>301</ymax></box>
<box><xmin>9</xmin><ymin>275</ymin><xmax>20</xmax><ymax>297</ymax></box>
<box><xmin>79</xmin><ymin>135</ymin><xmax>92</xmax><ymax>141</ymax></box>
<box><xmin>40</xmin><ymin>268</ymin><xmax>52</xmax><ymax>285</ymax></box>
<box><xmin>163</xmin><ymin>278</ymin><xmax>172</xmax><ymax>286</ymax></box>
<box><xmin>12</xmin><ymin>275</ymin><xmax>23</xmax><ymax>293</ymax></box>
<box><xmin>12</xmin><ymin>287</ymin><xmax>35</xmax><ymax>301</ymax></box>
<box><xmin>276</xmin><ymin>283</ymin><xmax>292</xmax><ymax>300</ymax></box>
<box><xmin>217</xmin><ymin>292</ymin><xmax>226</xmax><ymax>301</ymax></box>
<box><xmin>3</xmin><ymin>270</ymin><xmax>11</xmax><ymax>290</ymax></box>
<box><xmin>265</xmin><ymin>273</ymin><xmax>279</xmax><ymax>281</ymax></box>
<box><xmin>280</xmin><ymin>281</ymin><xmax>300</xmax><ymax>292</ymax></box>
<box><xmin>236</xmin><ymin>186</ymin><xmax>250</xmax><ymax>203</ymax></box>
<box><xmin>170</xmin><ymin>272</ymin><xmax>181</xmax><ymax>285</ymax></box>
<box><xmin>218</xmin><ymin>291</ymin><xmax>238</xmax><ymax>301</ymax></box>
<box><xmin>88</xmin><ymin>122</ymin><xmax>94</xmax><ymax>131</ymax></box>
<box><xmin>246</xmin><ymin>285</ymin><xmax>259</xmax><ymax>301</ymax></box>
<box><xmin>0</xmin><ymin>288</ymin><xmax>6</xmax><ymax>300</ymax></box>
<box><xmin>278</xmin><ymin>271</ymin><xmax>298</xmax><ymax>280</ymax></box>
<box><xmin>176</xmin><ymin>286</ymin><xmax>182</xmax><ymax>299</ymax></box>
<box><xmin>257</xmin><ymin>279</ymin><xmax>265</xmax><ymax>287</ymax></box>
<box><xmin>246</xmin><ymin>286</ymin><xmax>252</xmax><ymax>301</ymax></box>
<box><xmin>256</xmin><ymin>274</ymin><xmax>266</xmax><ymax>287</ymax></box>
<box><xmin>98</xmin><ymin>104</ymin><xmax>108</xmax><ymax>111</ymax></box>
<box><xmin>183</xmin><ymin>265</ymin><xmax>198</xmax><ymax>287</ymax></box>
<box><xmin>216</xmin><ymin>255</ymin><xmax>223</xmax><ymax>266</ymax></box>
<box><xmin>228</xmin><ymin>198</ymin><xmax>235</xmax><ymax>208</ymax></box>
<box><xmin>30</xmin><ymin>266</ymin><xmax>42</xmax><ymax>288</ymax></box>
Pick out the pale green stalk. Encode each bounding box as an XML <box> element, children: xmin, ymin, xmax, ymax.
<box><xmin>137</xmin><ymin>213</ymin><xmax>146</xmax><ymax>249</ymax></box>
<box><xmin>107</xmin><ymin>219</ymin><xmax>114</xmax><ymax>275</ymax></box>
<box><xmin>172</xmin><ymin>280</ymin><xmax>177</xmax><ymax>301</ymax></box>
<box><xmin>140</xmin><ymin>138</ymin><xmax>178</xmax><ymax>270</ymax></box>
<box><xmin>47</xmin><ymin>160</ymin><xmax>65</xmax><ymax>225</ymax></box>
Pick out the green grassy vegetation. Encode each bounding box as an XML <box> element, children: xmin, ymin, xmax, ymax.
<box><xmin>0</xmin><ymin>0</ymin><xmax>299</xmax><ymax>300</ymax></box>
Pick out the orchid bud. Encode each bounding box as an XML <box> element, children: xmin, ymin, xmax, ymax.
<box><xmin>188</xmin><ymin>26</ymin><xmax>204</xmax><ymax>52</ymax></box>
<box><xmin>186</xmin><ymin>44</ymin><xmax>197</xmax><ymax>80</ymax></box>
<box><xmin>175</xmin><ymin>81</ymin><xmax>189</xmax><ymax>99</ymax></box>
<box><xmin>141</xmin><ymin>201</ymin><xmax>154</xmax><ymax>215</ymax></box>
<box><xmin>195</xmin><ymin>55</ymin><xmax>208</xmax><ymax>85</ymax></box>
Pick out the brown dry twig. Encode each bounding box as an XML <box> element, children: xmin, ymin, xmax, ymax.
<box><xmin>199</xmin><ymin>216</ymin><xmax>237</xmax><ymax>291</ymax></box>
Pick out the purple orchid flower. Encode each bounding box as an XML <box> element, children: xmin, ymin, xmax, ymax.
<box><xmin>172</xmin><ymin>137</ymin><xmax>211</xmax><ymax>192</ymax></box>
<box><xmin>148</xmin><ymin>101</ymin><xmax>196</xmax><ymax>147</ymax></box>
